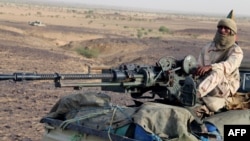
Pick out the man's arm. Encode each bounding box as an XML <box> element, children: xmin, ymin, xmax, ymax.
<box><xmin>211</xmin><ymin>46</ymin><xmax>243</xmax><ymax>75</ymax></box>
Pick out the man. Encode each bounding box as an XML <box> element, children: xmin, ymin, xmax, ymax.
<box><xmin>194</xmin><ymin>10</ymin><xmax>243</xmax><ymax>115</ymax></box>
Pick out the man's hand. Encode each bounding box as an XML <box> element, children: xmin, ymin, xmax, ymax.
<box><xmin>196</xmin><ymin>65</ymin><xmax>212</xmax><ymax>76</ymax></box>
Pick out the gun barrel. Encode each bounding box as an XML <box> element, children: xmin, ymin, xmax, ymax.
<box><xmin>0</xmin><ymin>74</ymin><xmax>16</xmax><ymax>80</ymax></box>
<box><xmin>0</xmin><ymin>72</ymin><xmax>115</xmax><ymax>81</ymax></box>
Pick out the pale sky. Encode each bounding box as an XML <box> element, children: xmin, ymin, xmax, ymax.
<box><xmin>53</xmin><ymin>0</ymin><xmax>250</xmax><ymax>17</ymax></box>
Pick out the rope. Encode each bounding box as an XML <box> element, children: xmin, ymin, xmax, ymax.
<box><xmin>116</xmin><ymin>105</ymin><xmax>133</xmax><ymax>121</ymax></box>
<box><xmin>107</xmin><ymin>105</ymin><xmax>133</xmax><ymax>141</ymax></box>
<box><xmin>60</xmin><ymin>105</ymin><xmax>133</xmax><ymax>141</ymax></box>
<box><xmin>59</xmin><ymin>109</ymin><xmax>110</xmax><ymax>129</ymax></box>
<box><xmin>107</xmin><ymin>106</ymin><xmax>118</xmax><ymax>141</ymax></box>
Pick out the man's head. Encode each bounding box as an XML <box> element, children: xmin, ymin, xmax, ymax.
<box><xmin>217</xmin><ymin>9</ymin><xmax>237</xmax><ymax>35</ymax></box>
<box><xmin>214</xmin><ymin>10</ymin><xmax>237</xmax><ymax>49</ymax></box>
<box><xmin>217</xmin><ymin>18</ymin><xmax>237</xmax><ymax>35</ymax></box>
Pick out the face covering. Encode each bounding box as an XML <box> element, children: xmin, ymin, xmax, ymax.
<box><xmin>213</xmin><ymin>32</ymin><xmax>235</xmax><ymax>50</ymax></box>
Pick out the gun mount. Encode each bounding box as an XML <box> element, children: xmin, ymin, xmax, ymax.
<box><xmin>0</xmin><ymin>55</ymin><xmax>197</xmax><ymax>105</ymax></box>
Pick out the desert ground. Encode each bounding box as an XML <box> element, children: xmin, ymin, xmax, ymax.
<box><xmin>0</xmin><ymin>1</ymin><xmax>250</xmax><ymax>141</ymax></box>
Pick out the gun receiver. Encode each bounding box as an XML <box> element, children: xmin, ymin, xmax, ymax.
<box><xmin>0</xmin><ymin>55</ymin><xmax>197</xmax><ymax>103</ymax></box>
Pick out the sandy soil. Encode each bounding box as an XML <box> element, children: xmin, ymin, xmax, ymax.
<box><xmin>0</xmin><ymin>1</ymin><xmax>250</xmax><ymax>141</ymax></box>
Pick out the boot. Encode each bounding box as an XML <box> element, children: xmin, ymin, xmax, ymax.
<box><xmin>179</xmin><ymin>76</ymin><xmax>197</xmax><ymax>106</ymax></box>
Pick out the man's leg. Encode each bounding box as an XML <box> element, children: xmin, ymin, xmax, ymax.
<box><xmin>197</xmin><ymin>70</ymin><xmax>231</xmax><ymax>113</ymax></box>
<box><xmin>179</xmin><ymin>75</ymin><xmax>197</xmax><ymax>106</ymax></box>
<box><xmin>202</xmin><ymin>96</ymin><xmax>227</xmax><ymax>112</ymax></box>
<box><xmin>197</xmin><ymin>70</ymin><xmax>224</xmax><ymax>98</ymax></box>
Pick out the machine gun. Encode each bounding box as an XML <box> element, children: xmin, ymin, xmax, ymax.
<box><xmin>0</xmin><ymin>55</ymin><xmax>198</xmax><ymax>106</ymax></box>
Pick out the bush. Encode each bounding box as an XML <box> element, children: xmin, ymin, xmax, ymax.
<box><xmin>76</xmin><ymin>47</ymin><xmax>99</xmax><ymax>58</ymax></box>
<box><xmin>137</xmin><ymin>30</ymin><xmax>143</xmax><ymax>38</ymax></box>
<box><xmin>159</xmin><ymin>26</ymin><xmax>169</xmax><ymax>33</ymax></box>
